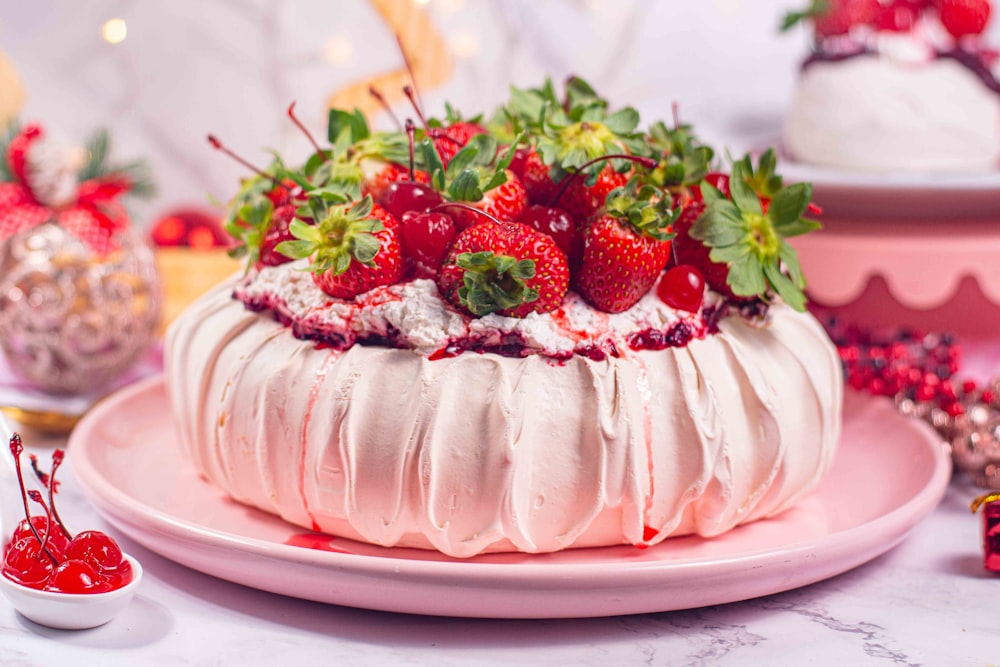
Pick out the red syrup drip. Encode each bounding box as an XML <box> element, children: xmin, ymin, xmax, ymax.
<box><xmin>285</xmin><ymin>533</ymin><xmax>350</xmax><ymax>554</ymax></box>
<box><xmin>633</xmin><ymin>525</ymin><xmax>660</xmax><ymax>550</ymax></box>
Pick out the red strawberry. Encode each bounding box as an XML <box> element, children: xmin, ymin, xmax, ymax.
<box><xmin>278</xmin><ymin>197</ymin><xmax>403</xmax><ymax>299</ymax></box>
<box><xmin>874</xmin><ymin>0</ymin><xmax>920</xmax><ymax>31</ymax></box>
<box><xmin>520</xmin><ymin>148</ymin><xmax>560</xmax><ymax>206</ymax></box>
<box><xmin>436</xmin><ymin>220</ymin><xmax>569</xmax><ymax>318</ymax></box>
<box><xmin>432</xmin><ymin>121</ymin><xmax>487</xmax><ymax>165</ymax></box>
<box><xmin>813</xmin><ymin>0</ymin><xmax>880</xmax><ymax>37</ymax></box>
<box><xmin>936</xmin><ymin>0</ymin><xmax>991</xmax><ymax>37</ymax></box>
<box><xmin>557</xmin><ymin>163</ymin><xmax>630</xmax><ymax>221</ymax></box>
<box><xmin>450</xmin><ymin>171</ymin><xmax>528</xmax><ymax>231</ymax></box>
<box><xmin>258</xmin><ymin>204</ymin><xmax>300</xmax><ymax>267</ymax></box>
<box><xmin>670</xmin><ymin>201</ymin><xmax>735</xmax><ymax>299</ymax></box>
<box><xmin>575</xmin><ymin>183</ymin><xmax>674</xmax><ymax>314</ymax></box>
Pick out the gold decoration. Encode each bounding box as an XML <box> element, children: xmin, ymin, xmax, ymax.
<box><xmin>0</xmin><ymin>50</ymin><xmax>25</xmax><ymax>129</ymax></box>
<box><xmin>326</xmin><ymin>0</ymin><xmax>453</xmax><ymax>119</ymax></box>
<box><xmin>0</xmin><ymin>223</ymin><xmax>161</xmax><ymax>395</ymax></box>
<box><xmin>970</xmin><ymin>493</ymin><xmax>1000</xmax><ymax>514</ymax></box>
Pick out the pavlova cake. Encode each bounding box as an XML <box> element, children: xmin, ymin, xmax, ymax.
<box><xmin>165</xmin><ymin>79</ymin><xmax>843</xmax><ymax>558</ymax></box>
<box><xmin>782</xmin><ymin>0</ymin><xmax>1000</xmax><ymax>172</ymax></box>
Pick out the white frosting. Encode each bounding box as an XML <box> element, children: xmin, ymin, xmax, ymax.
<box><xmin>783</xmin><ymin>55</ymin><xmax>1000</xmax><ymax>173</ymax></box>
<box><xmin>166</xmin><ymin>280</ymin><xmax>843</xmax><ymax>558</ymax></box>
<box><xmin>236</xmin><ymin>260</ymin><xmax>715</xmax><ymax>357</ymax></box>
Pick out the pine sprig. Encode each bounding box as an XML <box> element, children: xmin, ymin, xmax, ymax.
<box><xmin>0</xmin><ymin>120</ymin><xmax>19</xmax><ymax>182</ymax></box>
<box><xmin>72</xmin><ymin>127</ymin><xmax>155</xmax><ymax>197</ymax></box>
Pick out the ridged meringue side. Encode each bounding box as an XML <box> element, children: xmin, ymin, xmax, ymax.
<box><xmin>166</xmin><ymin>282</ymin><xmax>842</xmax><ymax>558</ymax></box>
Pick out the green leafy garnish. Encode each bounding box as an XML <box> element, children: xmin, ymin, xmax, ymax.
<box><xmin>456</xmin><ymin>251</ymin><xmax>538</xmax><ymax>316</ymax></box>
<box><xmin>276</xmin><ymin>195</ymin><xmax>383</xmax><ymax>275</ymax></box>
<box><xmin>780</xmin><ymin>0</ymin><xmax>829</xmax><ymax>31</ymax></box>
<box><xmin>604</xmin><ymin>179</ymin><xmax>677</xmax><ymax>242</ymax></box>
<box><xmin>690</xmin><ymin>156</ymin><xmax>820</xmax><ymax>311</ymax></box>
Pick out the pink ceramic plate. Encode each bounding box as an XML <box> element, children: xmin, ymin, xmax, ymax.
<box><xmin>69</xmin><ymin>377</ymin><xmax>950</xmax><ymax>619</ymax></box>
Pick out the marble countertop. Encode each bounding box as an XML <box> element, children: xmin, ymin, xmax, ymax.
<box><xmin>0</xmin><ymin>409</ymin><xmax>995</xmax><ymax>667</ymax></box>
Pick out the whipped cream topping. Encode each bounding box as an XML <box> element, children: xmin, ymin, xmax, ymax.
<box><xmin>166</xmin><ymin>280</ymin><xmax>843</xmax><ymax>557</ymax></box>
<box><xmin>235</xmin><ymin>260</ymin><xmax>724</xmax><ymax>359</ymax></box>
<box><xmin>785</xmin><ymin>55</ymin><xmax>1000</xmax><ymax>173</ymax></box>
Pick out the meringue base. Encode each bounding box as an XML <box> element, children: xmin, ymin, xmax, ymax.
<box><xmin>166</xmin><ymin>283</ymin><xmax>843</xmax><ymax>558</ymax></box>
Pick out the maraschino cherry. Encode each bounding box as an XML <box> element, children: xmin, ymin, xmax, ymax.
<box><xmin>657</xmin><ymin>264</ymin><xmax>706</xmax><ymax>313</ymax></box>
<box><xmin>2</xmin><ymin>433</ymin><xmax>133</xmax><ymax>593</ymax></box>
<box><xmin>381</xmin><ymin>119</ymin><xmax>443</xmax><ymax>221</ymax></box>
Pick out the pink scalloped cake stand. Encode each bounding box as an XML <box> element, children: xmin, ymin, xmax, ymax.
<box><xmin>791</xmin><ymin>216</ymin><xmax>1000</xmax><ymax>340</ymax></box>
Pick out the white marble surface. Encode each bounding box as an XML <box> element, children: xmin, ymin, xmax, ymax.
<box><xmin>0</xmin><ymin>429</ymin><xmax>996</xmax><ymax>667</ymax></box>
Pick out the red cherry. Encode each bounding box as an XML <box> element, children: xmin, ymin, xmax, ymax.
<box><xmin>64</xmin><ymin>530</ymin><xmax>125</xmax><ymax>573</ymax></box>
<box><xmin>656</xmin><ymin>265</ymin><xmax>706</xmax><ymax>313</ymax></box>
<box><xmin>2</xmin><ymin>537</ymin><xmax>55</xmax><ymax>589</ymax></box>
<box><xmin>101</xmin><ymin>558</ymin><xmax>134</xmax><ymax>590</ymax></box>
<box><xmin>400</xmin><ymin>211</ymin><xmax>457</xmax><ymax>279</ymax></box>
<box><xmin>10</xmin><ymin>516</ymin><xmax>70</xmax><ymax>555</ymax></box>
<box><xmin>259</xmin><ymin>204</ymin><xmax>300</xmax><ymax>267</ymax></box>
<box><xmin>381</xmin><ymin>181</ymin><xmax>443</xmax><ymax>221</ymax></box>
<box><xmin>517</xmin><ymin>205</ymin><xmax>576</xmax><ymax>256</ymax></box>
<box><xmin>508</xmin><ymin>147</ymin><xmax>529</xmax><ymax>181</ymax></box>
<box><xmin>45</xmin><ymin>559</ymin><xmax>112</xmax><ymax>594</ymax></box>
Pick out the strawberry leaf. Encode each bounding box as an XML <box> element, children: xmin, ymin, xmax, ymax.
<box><xmin>274</xmin><ymin>239</ymin><xmax>315</xmax><ymax>260</ymax></box>
<box><xmin>456</xmin><ymin>251</ymin><xmax>538</xmax><ymax>316</ymax></box>
<box><xmin>290</xmin><ymin>196</ymin><xmax>385</xmax><ymax>276</ymax></box>
<box><xmin>728</xmin><ymin>162</ymin><xmax>763</xmax><ymax>215</ymax></box>
<box><xmin>768</xmin><ymin>181</ymin><xmax>812</xmax><ymax>226</ymax></box>
<box><xmin>448</xmin><ymin>170</ymin><xmax>484</xmax><ymax>202</ymax></box>
<box><xmin>764</xmin><ymin>260</ymin><xmax>807</xmax><ymax>311</ymax></box>
<box><xmin>604</xmin><ymin>108</ymin><xmax>640</xmax><ymax>135</ymax></box>
<box><xmin>688</xmin><ymin>153</ymin><xmax>819</xmax><ymax>311</ymax></box>
<box><xmin>780</xmin><ymin>0</ymin><xmax>829</xmax><ymax>32</ymax></box>
<box><xmin>327</xmin><ymin>108</ymin><xmax>369</xmax><ymax>145</ymax></box>
<box><xmin>728</xmin><ymin>254</ymin><xmax>767</xmax><ymax>296</ymax></box>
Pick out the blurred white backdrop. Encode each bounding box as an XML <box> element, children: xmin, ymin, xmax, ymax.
<box><xmin>1</xmin><ymin>0</ymin><xmax>997</xmax><ymax>219</ymax></box>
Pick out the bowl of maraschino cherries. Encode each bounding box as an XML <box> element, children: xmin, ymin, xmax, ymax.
<box><xmin>0</xmin><ymin>432</ymin><xmax>141</xmax><ymax>629</ymax></box>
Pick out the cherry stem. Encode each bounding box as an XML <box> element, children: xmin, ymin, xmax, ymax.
<box><xmin>207</xmin><ymin>135</ymin><xmax>286</xmax><ymax>191</ymax></box>
<box><xmin>396</xmin><ymin>33</ymin><xmax>423</xmax><ymax>112</ymax></box>
<box><xmin>671</xmin><ymin>101</ymin><xmax>681</xmax><ymax>130</ymax></box>
<box><xmin>431</xmin><ymin>202</ymin><xmax>503</xmax><ymax>226</ymax></box>
<box><xmin>48</xmin><ymin>449</ymin><xmax>72</xmax><ymax>541</ymax></box>
<box><xmin>27</xmin><ymin>491</ymin><xmax>55</xmax><ymax>561</ymax></box>
<box><xmin>287</xmin><ymin>102</ymin><xmax>324</xmax><ymax>155</ymax></box>
<box><xmin>550</xmin><ymin>154</ymin><xmax>659</xmax><ymax>208</ymax></box>
<box><xmin>402</xmin><ymin>85</ymin><xmax>429</xmax><ymax>130</ymax></box>
<box><xmin>405</xmin><ymin>119</ymin><xmax>417</xmax><ymax>183</ymax></box>
<box><xmin>369</xmin><ymin>87</ymin><xmax>403</xmax><ymax>131</ymax></box>
<box><xmin>9</xmin><ymin>434</ymin><xmax>58</xmax><ymax>565</ymax></box>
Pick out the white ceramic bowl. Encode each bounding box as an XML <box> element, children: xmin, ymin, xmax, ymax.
<box><xmin>0</xmin><ymin>554</ymin><xmax>143</xmax><ymax>630</ymax></box>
